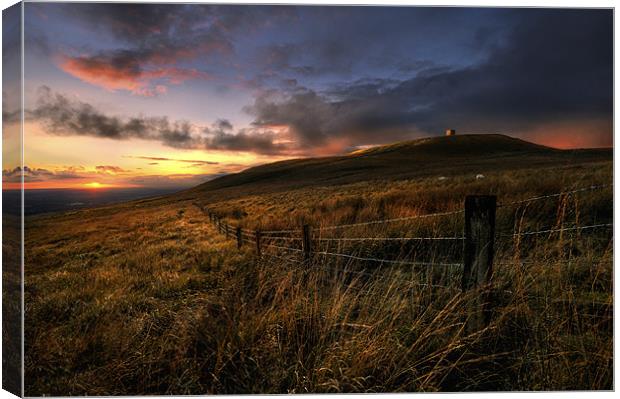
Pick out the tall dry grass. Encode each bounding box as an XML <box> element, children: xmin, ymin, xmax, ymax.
<box><xmin>24</xmin><ymin>161</ymin><xmax>612</xmax><ymax>394</ymax></box>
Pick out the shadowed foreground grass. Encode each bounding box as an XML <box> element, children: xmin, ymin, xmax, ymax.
<box><xmin>24</xmin><ymin>160</ymin><xmax>612</xmax><ymax>394</ymax></box>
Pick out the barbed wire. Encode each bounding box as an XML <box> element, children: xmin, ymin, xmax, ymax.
<box><xmin>498</xmin><ymin>184</ymin><xmax>612</xmax><ymax>208</ymax></box>
<box><xmin>263</xmin><ymin>243</ymin><xmax>304</xmax><ymax>252</ymax></box>
<box><xmin>262</xmin><ymin>229</ymin><xmax>298</xmax><ymax>234</ymax></box>
<box><xmin>500</xmin><ymin>223</ymin><xmax>613</xmax><ymax>237</ymax></box>
<box><xmin>262</xmin><ymin>236</ymin><xmax>302</xmax><ymax>241</ymax></box>
<box><xmin>259</xmin><ymin>237</ymin><xmax>462</xmax><ymax>267</ymax></box>
<box><xmin>315</xmin><ymin>236</ymin><xmax>464</xmax><ymax>242</ymax></box>
<box><xmin>315</xmin><ymin>250</ymin><xmax>462</xmax><ymax>267</ymax></box>
<box><xmin>318</xmin><ymin>209</ymin><xmax>465</xmax><ymax>231</ymax></box>
<box><xmin>202</xmin><ymin>189</ymin><xmax>612</xmax><ymax>278</ymax></box>
<box><xmin>202</xmin><ymin>184</ymin><xmax>611</xmax><ymax>242</ymax></box>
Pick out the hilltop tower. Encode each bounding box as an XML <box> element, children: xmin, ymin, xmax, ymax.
<box><xmin>445</xmin><ymin>129</ymin><xmax>456</xmax><ymax>136</ymax></box>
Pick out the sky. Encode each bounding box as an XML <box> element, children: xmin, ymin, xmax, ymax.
<box><xmin>2</xmin><ymin>3</ymin><xmax>613</xmax><ymax>190</ymax></box>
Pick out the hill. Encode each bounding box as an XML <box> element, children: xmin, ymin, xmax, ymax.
<box><xmin>23</xmin><ymin>133</ymin><xmax>613</xmax><ymax>394</ymax></box>
<box><xmin>185</xmin><ymin>134</ymin><xmax>611</xmax><ymax>201</ymax></box>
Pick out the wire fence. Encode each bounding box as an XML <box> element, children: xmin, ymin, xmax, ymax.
<box><xmin>192</xmin><ymin>183</ymin><xmax>613</xmax><ymax>330</ymax></box>
<box><xmin>198</xmin><ymin>183</ymin><xmax>613</xmax><ymax>293</ymax></box>
<box><xmin>318</xmin><ymin>209</ymin><xmax>465</xmax><ymax>231</ymax></box>
<box><xmin>501</xmin><ymin>223</ymin><xmax>613</xmax><ymax>237</ymax></box>
<box><xmin>497</xmin><ymin>184</ymin><xmax>612</xmax><ymax>207</ymax></box>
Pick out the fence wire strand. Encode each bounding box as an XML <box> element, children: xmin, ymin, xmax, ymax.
<box><xmin>316</xmin><ymin>236</ymin><xmax>464</xmax><ymax>242</ymax></box>
<box><xmin>498</xmin><ymin>184</ymin><xmax>612</xmax><ymax>207</ymax></box>
<box><xmin>263</xmin><ymin>243</ymin><xmax>304</xmax><ymax>252</ymax></box>
<box><xmin>315</xmin><ymin>250</ymin><xmax>462</xmax><ymax>267</ymax></box>
<box><xmin>501</xmin><ymin>223</ymin><xmax>613</xmax><ymax>237</ymax></box>
<box><xmin>318</xmin><ymin>209</ymin><xmax>464</xmax><ymax>231</ymax></box>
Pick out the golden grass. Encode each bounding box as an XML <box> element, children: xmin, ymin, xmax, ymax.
<box><xmin>24</xmin><ymin>160</ymin><xmax>612</xmax><ymax>394</ymax></box>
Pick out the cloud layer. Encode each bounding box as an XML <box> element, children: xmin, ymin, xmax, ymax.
<box><xmin>52</xmin><ymin>3</ymin><xmax>294</xmax><ymax>96</ymax></box>
<box><xmin>24</xmin><ymin>6</ymin><xmax>614</xmax><ymax>156</ymax></box>
<box><xmin>27</xmin><ymin>86</ymin><xmax>293</xmax><ymax>154</ymax></box>
<box><xmin>246</xmin><ymin>10</ymin><xmax>613</xmax><ymax>149</ymax></box>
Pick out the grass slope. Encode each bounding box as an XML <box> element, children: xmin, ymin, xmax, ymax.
<box><xmin>23</xmin><ymin>134</ymin><xmax>613</xmax><ymax>394</ymax></box>
<box><xmin>185</xmin><ymin>134</ymin><xmax>610</xmax><ymax>200</ymax></box>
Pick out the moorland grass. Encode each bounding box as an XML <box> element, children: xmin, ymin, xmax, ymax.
<box><xmin>24</xmin><ymin>157</ymin><xmax>612</xmax><ymax>394</ymax></box>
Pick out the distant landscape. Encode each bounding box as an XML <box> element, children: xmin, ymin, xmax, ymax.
<box><xmin>4</xmin><ymin>187</ymin><xmax>185</xmax><ymax>215</ymax></box>
<box><xmin>3</xmin><ymin>3</ymin><xmax>612</xmax><ymax>396</ymax></box>
<box><xmin>23</xmin><ymin>135</ymin><xmax>613</xmax><ymax>394</ymax></box>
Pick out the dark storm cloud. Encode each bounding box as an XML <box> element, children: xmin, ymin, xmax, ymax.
<box><xmin>252</xmin><ymin>7</ymin><xmax>510</xmax><ymax>83</ymax></box>
<box><xmin>28</xmin><ymin>86</ymin><xmax>291</xmax><ymax>155</ymax></box>
<box><xmin>247</xmin><ymin>9</ymin><xmax>612</xmax><ymax>148</ymax></box>
<box><xmin>29</xmin><ymin>86</ymin><xmax>203</xmax><ymax>149</ymax></box>
<box><xmin>246</xmin><ymin>82</ymin><xmax>418</xmax><ymax>149</ymax></box>
<box><xmin>202</xmin><ymin>120</ymin><xmax>291</xmax><ymax>155</ymax></box>
<box><xmin>203</xmin><ymin>128</ymin><xmax>286</xmax><ymax>155</ymax></box>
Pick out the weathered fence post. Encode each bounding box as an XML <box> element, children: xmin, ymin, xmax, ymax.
<box><xmin>255</xmin><ymin>230</ymin><xmax>262</xmax><ymax>257</ymax></box>
<box><xmin>302</xmin><ymin>224</ymin><xmax>312</xmax><ymax>262</ymax></box>
<box><xmin>236</xmin><ymin>227</ymin><xmax>242</xmax><ymax>249</ymax></box>
<box><xmin>462</xmin><ymin>195</ymin><xmax>496</xmax><ymax>331</ymax></box>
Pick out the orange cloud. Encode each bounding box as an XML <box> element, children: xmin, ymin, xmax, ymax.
<box><xmin>59</xmin><ymin>55</ymin><xmax>211</xmax><ymax>96</ymax></box>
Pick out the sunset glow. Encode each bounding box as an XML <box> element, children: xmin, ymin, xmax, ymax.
<box><xmin>2</xmin><ymin>4</ymin><xmax>612</xmax><ymax>191</ymax></box>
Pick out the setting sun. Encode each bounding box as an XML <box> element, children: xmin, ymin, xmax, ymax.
<box><xmin>84</xmin><ymin>182</ymin><xmax>103</xmax><ymax>189</ymax></box>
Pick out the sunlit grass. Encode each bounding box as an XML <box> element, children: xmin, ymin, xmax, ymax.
<box><xmin>24</xmin><ymin>160</ymin><xmax>612</xmax><ymax>394</ymax></box>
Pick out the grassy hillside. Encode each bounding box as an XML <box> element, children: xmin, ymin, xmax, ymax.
<box><xmin>185</xmin><ymin>134</ymin><xmax>610</xmax><ymax>200</ymax></box>
<box><xmin>24</xmin><ymin>135</ymin><xmax>613</xmax><ymax>394</ymax></box>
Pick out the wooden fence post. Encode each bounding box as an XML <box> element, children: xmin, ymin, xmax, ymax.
<box><xmin>462</xmin><ymin>195</ymin><xmax>496</xmax><ymax>331</ymax></box>
<box><xmin>255</xmin><ymin>230</ymin><xmax>262</xmax><ymax>257</ymax></box>
<box><xmin>302</xmin><ymin>224</ymin><xmax>312</xmax><ymax>262</ymax></box>
<box><xmin>236</xmin><ymin>227</ymin><xmax>242</xmax><ymax>249</ymax></box>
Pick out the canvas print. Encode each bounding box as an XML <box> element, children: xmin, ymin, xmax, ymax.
<box><xmin>1</xmin><ymin>1</ymin><xmax>614</xmax><ymax>396</ymax></box>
